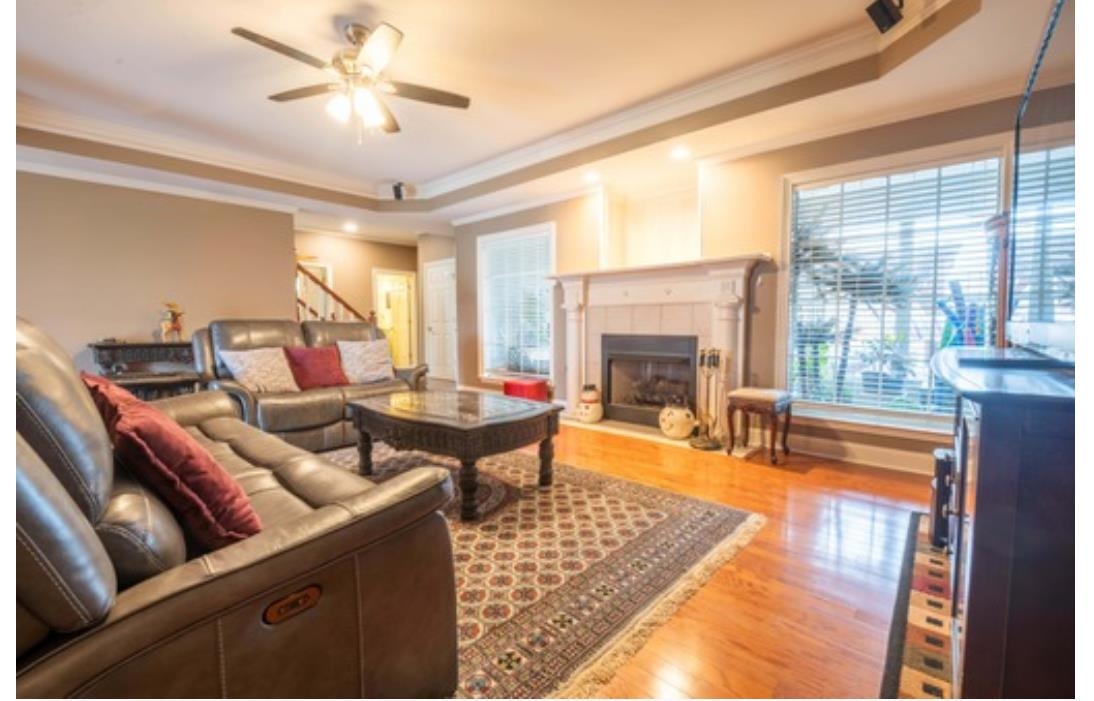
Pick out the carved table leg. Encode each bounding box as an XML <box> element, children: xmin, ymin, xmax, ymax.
<box><xmin>538</xmin><ymin>436</ymin><xmax>554</xmax><ymax>487</ymax></box>
<box><xmin>357</xmin><ymin>430</ymin><xmax>373</xmax><ymax>476</ymax></box>
<box><xmin>459</xmin><ymin>459</ymin><xmax>479</xmax><ymax>521</ymax></box>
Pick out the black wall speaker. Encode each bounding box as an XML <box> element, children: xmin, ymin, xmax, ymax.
<box><xmin>866</xmin><ymin>0</ymin><xmax>903</xmax><ymax>33</ymax></box>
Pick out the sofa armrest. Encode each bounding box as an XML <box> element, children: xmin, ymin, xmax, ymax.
<box><xmin>206</xmin><ymin>379</ymin><xmax>256</xmax><ymax>424</ymax></box>
<box><xmin>150</xmin><ymin>390</ymin><xmax>240</xmax><ymax>426</ymax></box>
<box><xmin>17</xmin><ymin>467</ymin><xmax>456</xmax><ymax>698</ymax></box>
<box><xmin>395</xmin><ymin>363</ymin><xmax>429</xmax><ymax>391</ymax></box>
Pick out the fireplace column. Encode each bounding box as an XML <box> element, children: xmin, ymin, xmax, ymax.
<box><xmin>559</xmin><ymin>278</ymin><xmax>586</xmax><ymax>414</ymax></box>
<box><xmin>709</xmin><ymin>271</ymin><xmax>749</xmax><ymax>391</ymax></box>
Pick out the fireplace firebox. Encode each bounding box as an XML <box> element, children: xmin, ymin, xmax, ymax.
<box><xmin>601</xmin><ymin>334</ymin><xmax>698</xmax><ymax>427</ymax></box>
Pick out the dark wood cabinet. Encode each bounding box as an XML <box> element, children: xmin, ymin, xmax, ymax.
<box><xmin>933</xmin><ymin>348</ymin><xmax>1074</xmax><ymax>698</ymax></box>
<box><xmin>88</xmin><ymin>340</ymin><xmax>199</xmax><ymax>400</ymax></box>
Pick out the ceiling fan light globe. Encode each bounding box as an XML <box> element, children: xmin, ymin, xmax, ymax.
<box><xmin>353</xmin><ymin>88</ymin><xmax>386</xmax><ymax>128</ymax></box>
<box><xmin>325</xmin><ymin>93</ymin><xmax>352</xmax><ymax>123</ymax></box>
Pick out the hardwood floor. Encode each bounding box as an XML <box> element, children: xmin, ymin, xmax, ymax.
<box><xmin>548</xmin><ymin>423</ymin><xmax>930</xmax><ymax>698</ymax></box>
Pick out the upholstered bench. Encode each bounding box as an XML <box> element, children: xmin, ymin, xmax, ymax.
<box><xmin>727</xmin><ymin>387</ymin><xmax>792</xmax><ymax>464</ymax></box>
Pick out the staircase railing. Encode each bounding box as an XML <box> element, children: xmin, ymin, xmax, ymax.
<box><xmin>294</xmin><ymin>263</ymin><xmax>369</xmax><ymax>322</ymax></box>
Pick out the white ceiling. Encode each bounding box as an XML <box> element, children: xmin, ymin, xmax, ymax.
<box><xmin>18</xmin><ymin>0</ymin><xmax>886</xmax><ymax>194</ymax></box>
<box><xmin>16</xmin><ymin>0</ymin><xmax>1074</xmax><ymax>241</ymax></box>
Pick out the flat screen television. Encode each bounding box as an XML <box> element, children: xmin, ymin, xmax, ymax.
<box><xmin>1005</xmin><ymin>0</ymin><xmax>1075</xmax><ymax>361</ymax></box>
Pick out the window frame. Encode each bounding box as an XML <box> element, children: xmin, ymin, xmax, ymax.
<box><xmin>775</xmin><ymin>133</ymin><xmax>1012</xmax><ymax>429</ymax></box>
<box><xmin>475</xmin><ymin>222</ymin><xmax>558</xmax><ymax>385</ymax></box>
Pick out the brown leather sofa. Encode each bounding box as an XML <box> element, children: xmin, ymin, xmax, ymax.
<box><xmin>16</xmin><ymin>318</ymin><xmax>458</xmax><ymax>698</ymax></box>
<box><xmin>193</xmin><ymin>320</ymin><xmax>428</xmax><ymax>452</ymax></box>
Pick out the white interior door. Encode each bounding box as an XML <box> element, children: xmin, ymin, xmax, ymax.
<box><xmin>423</xmin><ymin>258</ymin><xmax>458</xmax><ymax>381</ymax></box>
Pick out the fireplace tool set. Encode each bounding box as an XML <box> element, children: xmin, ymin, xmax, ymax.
<box><xmin>690</xmin><ymin>348</ymin><xmax>726</xmax><ymax>450</ymax></box>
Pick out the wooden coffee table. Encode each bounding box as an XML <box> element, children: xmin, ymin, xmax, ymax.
<box><xmin>348</xmin><ymin>390</ymin><xmax>562</xmax><ymax>520</ymax></box>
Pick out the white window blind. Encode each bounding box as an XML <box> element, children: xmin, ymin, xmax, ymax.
<box><xmin>478</xmin><ymin>228</ymin><xmax>553</xmax><ymax>378</ymax></box>
<box><xmin>789</xmin><ymin>157</ymin><xmax>1001</xmax><ymax>414</ymax></box>
<box><xmin>1010</xmin><ymin>144</ymin><xmax>1075</xmax><ymax>325</ymax></box>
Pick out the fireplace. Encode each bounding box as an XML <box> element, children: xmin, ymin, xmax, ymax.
<box><xmin>601</xmin><ymin>334</ymin><xmax>698</xmax><ymax>427</ymax></box>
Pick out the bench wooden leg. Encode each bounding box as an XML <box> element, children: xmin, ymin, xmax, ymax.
<box><xmin>783</xmin><ymin>406</ymin><xmax>792</xmax><ymax>456</ymax></box>
<box><xmin>726</xmin><ymin>406</ymin><xmax>736</xmax><ymax>454</ymax></box>
<box><xmin>769</xmin><ymin>410</ymin><xmax>778</xmax><ymax>464</ymax></box>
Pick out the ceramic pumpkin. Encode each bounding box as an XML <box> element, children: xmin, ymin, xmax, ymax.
<box><xmin>658</xmin><ymin>404</ymin><xmax>696</xmax><ymax>439</ymax></box>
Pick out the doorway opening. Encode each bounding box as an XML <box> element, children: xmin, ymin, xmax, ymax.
<box><xmin>372</xmin><ymin>269</ymin><xmax>418</xmax><ymax>366</ymax></box>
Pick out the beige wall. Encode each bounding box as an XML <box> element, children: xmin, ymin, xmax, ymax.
<box><xmin>293</xmin><ymin>230</ymin><xmax>417</xmax><ymax>316</ymax></box>
<box><xmin>17</xmin><ymin>172</ymin><xmax>296</xmax><ymax>370</ymax></box>
<box><xmin>702</xmin><ymin>84</ymin><xmax>1074</xmax><ymax>387</ymax></box>
<box><xmin>454</xmin><ymin>194</ymin><xmax>601</xmax><ymax>392</ymax></box>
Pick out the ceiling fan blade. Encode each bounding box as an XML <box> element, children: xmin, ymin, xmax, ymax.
<box><xmin>356</xmin><ymin>22</ymin><xmax>403</xmax><ymax>75</ymax></box>
<box><xmin>268</xmin><ymin>84</ymin><xmax>342</xmax><ymax>101</ymax></box>
<box><xmin>232</xmin><ymin>27</ymin><xmax>328</xmax><ymax>70</ymax></box>
<box><xmin>384</xmin><ymin>81</ymin><xmax>470</xmax><ymax>109</ymax></box>
<box><xmin>374</xmin><ymin>97</ymin><xmax>401</xmax><ymax>133</ymax></box>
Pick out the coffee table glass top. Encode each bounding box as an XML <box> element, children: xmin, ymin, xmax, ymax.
<box><xmin>352</xmin><ymin>390</ymin><xmax>556</xmax><ymax>428</ymax></box>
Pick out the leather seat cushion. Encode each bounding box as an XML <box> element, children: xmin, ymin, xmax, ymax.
<box><xmin>95</xmin><ymin>470</ymin><xmax>186</xmax><ymax>589</ymax></box>
<box><xmin>187</xmin><ymin>417</ymin><xmax>376</xmax><ymax>528</ymax></box>
<box><xmin>340</xmin><ymin>380</ymin><xmax>411</xmax><ymax>414</ymax></box>
<box><xmin>255</xmin><ymin>387</ymin><xmax>345</xmax><ymax>432</ymax></box>
<box><xmin>727</xmin><ymin>387</ymin><xmax>791</xmax><ymax>403</ymax></box>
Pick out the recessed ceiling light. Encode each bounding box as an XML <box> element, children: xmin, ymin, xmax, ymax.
<box><xmin>342</xmin><ymin>221</ymin><xmax>359</xmax><ymax>233</ymax></box>
<box><xmin>670</xmin><ymin>145</ymin><xmax>692</xmax><ymax>161</ymax></box>
<box><xmin>583</xmin><ymin>170</ymin><xmax>601</xmax><ymax>185</ymax></box>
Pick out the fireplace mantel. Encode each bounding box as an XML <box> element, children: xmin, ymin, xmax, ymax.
<box><xmin>550</xmin><ymin>253</ymin><xmax>771</xmax><ymax>414</ymax></box>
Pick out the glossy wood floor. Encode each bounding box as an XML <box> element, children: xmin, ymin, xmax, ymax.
<box><xmin>549</xmin><ymin>424</ymin><xmax>930</xmax><ymax>698</ymax></box>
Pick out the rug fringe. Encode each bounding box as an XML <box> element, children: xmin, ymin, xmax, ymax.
<box><xmin>550</xmin><ymin>512</ymin><xmax>767</xmax><ymax>698</ymax></box>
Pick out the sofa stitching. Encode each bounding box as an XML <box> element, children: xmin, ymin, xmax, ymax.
<box><xmin>16</xmin><ymin>526</ymin><xmax>91</xmax><ymax>625</ymax></box>
<box><xmin>96</xmin><ymin>523</ymin><xmax>169</xmax><ymax>572</ymax></box>
<box><xmin>16</xmin><ymin>393</ymin><xmax>100</xmax><ymax>516</ymax></box>
<box><xmin>216</xmin><ymin>618</ymin><xmax>228</xmax><ymax>697</ymax></box>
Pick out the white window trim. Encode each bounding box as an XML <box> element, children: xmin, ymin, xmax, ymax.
<box><xmin>475</xmin><ymin>221</ymin><xmax>558</xmax><ymax>385</ymax></box>
<box><xmin>774</xmin><ymin>132</ymin><xmax>1012</xmax><ymax>429</ymax></box>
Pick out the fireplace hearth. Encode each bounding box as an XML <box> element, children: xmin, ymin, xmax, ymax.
<box><xmin>602</xmin><ymin>334</ymin><xmax>698</xmax><ymax>427</ymax></box>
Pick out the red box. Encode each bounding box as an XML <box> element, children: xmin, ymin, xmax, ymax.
<box><xmin>503</xmin><ymin>378</ymin><xmax>549</xmax><ymax>402</ymax></box>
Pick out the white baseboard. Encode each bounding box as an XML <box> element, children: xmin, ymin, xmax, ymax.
<box><xmin>736</xmin><ymin>425</ymin><xmax>935</xmax><ymax>474</ymax></box>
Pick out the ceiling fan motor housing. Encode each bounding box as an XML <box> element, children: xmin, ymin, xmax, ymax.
<box><xmin>344</xmin><ymin>23</ymin><xmax>371</xmax><ymax>47</ymax></box>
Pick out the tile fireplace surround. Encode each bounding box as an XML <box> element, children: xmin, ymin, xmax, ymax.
<box><xmin>552</xmin><ymin>254</ymin><xmax>771</xmax><ymax>420</ymax></box>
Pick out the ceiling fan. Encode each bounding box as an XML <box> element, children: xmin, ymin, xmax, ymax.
<box><xmin>231</xmin><ymin>22</ymin><xmax>470</xmax><ymax>135</ymax></box>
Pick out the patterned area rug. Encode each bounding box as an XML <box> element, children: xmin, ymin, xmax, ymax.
<box><xmin>324</xmin><ymin>443</ymin><xmax>764</xmax><ymax>698</ymax></box>
<box><xmin>880</xmin><ymin>513</ymin><xmax>953</xmax><ymax>699</ymax></box>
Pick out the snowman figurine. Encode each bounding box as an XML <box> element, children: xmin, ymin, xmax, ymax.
<box><xmin>574</xmin><ymin>384</ymin><xmax>604</xmax><ymax>423</ymax></box>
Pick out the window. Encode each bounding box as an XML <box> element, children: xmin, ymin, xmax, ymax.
<box><xmin>788</xmin><ymin>156</ymin><xmax>1002</xmax><ymax>415</ymax></box>
<box><xmin>1010</xmin><ymin>144</ymin><xmax>1075</xmax><ymax>326</ymax></box>
<box><xmin>477</xmin><ymin>224</ymin><xmax>555</xmax><ymax>379</ymax></box>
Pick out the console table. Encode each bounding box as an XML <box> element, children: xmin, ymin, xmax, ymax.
<box><xmin>88</xmin><ymin>340</ymin><xmax>199</xmax><ymax>400</ymax></box>
<box><xmin>931</xmin><ymin>347</ymin><xmax>1074</xmax><ymax>698</ymax></box>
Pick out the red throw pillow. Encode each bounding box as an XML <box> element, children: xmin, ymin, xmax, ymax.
<box><xmin>283</xmin><ymin>346</ymin><xmax>349</xmax><ymax>389</ymax></box>
<box><xmin>81</xmin><ymin>373</ymin><xmax>262</xmax><ymax>551</ymax></box>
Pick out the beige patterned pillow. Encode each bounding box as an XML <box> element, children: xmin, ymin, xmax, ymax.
<box><xmin>337</xmin><ymin>340</ymin><xmax>395</xmax><ymax>384</ymax></box>
<box><xmin>218</xmin><ymin>348</ymin><xmax>300</xmax><ymax>393</ymax></box>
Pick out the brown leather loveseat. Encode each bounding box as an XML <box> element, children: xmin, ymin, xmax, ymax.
<box><xmin>16</xmin><ymin>318</ymin><xmax>458</xmax><ymax>697</ymax></box>
<box><xmin>192</xmin><ymin>319</ymin><xmax>428</xmax><ymax>452</ymax></box>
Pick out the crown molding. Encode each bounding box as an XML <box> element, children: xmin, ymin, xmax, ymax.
<box><xmin>449</xmin><ymin>185</ymin><xmax>602</xmax><ymax>227</ymax></box>
<box><xmin>416</xmin><ymin>24</ymin><xmax>880</xmax><ymax>199</ymax></box>
<box><xmin>16</xmin><ymin>96</ymin><xmax>385</xmax><ymax>199</ymax></box>
<box><xmin>697</xmin><ymin>74</ymin><xmax>1033</xmax><ymax>169</ymax></box>
<box><xmin>16</xmin><ymin>154</ymin><xmax>300</xmax><ymax>214</ymax></box>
